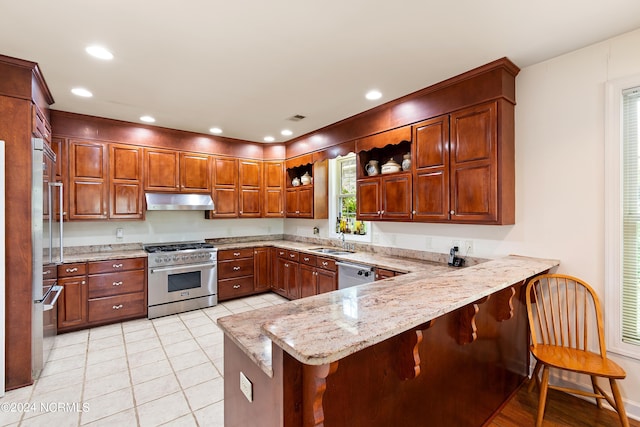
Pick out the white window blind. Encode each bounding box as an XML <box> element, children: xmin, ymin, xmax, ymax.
<box><xmin>622</xmin><ymin>86</ymin><xmax>640</xmax><ymax>346</ymax></box>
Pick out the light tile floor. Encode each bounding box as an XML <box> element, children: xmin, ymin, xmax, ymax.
<box><xmin>1</xmin><ymin>293</ymin><xmax>288</xmax><ymax>427</ymax></box>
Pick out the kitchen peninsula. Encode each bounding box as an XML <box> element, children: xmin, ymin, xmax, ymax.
<box><xmin>218</xmin><ymin>254</ymin><xmax>559</xmax><ymax>426</ymax></box>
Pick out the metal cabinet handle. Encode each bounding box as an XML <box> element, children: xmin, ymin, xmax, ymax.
<box><xmin>303</xmin><ymin>257</ymin><xmax>310</xmax><ymax>261</ymax></box>
<box><xmin>234</xmin><ymin>252</ymin><xmax>241</xmax><ymax>256</ymax></box>
<box><xmin>450</xmin><ymin>210</ymin><xmax>455</xmax><ymax>215</ymax></box>
<box><xmin>112</xmin><ymin>281</ymin><xmax>123</xmax><ymax>286</ymax></box>
<box><xmin>233</xmin><ymin>284</ymin><xmax>241</xmax><ymax>289</ymax></box>
<box><xmin>233</xmin><ymin>266</ymin><xmax>241</xmax><ymax>271</ymax></box>
<box><xmin>81</xmin><ymin>280</ymin><xmax>86</xmax><ymax>285</ymax></box>
<box><xmin>66</xmin><ymin>267</ymin><xmax>78</xmax><ymax>273</ymax></box>
<box><xmin>412</xmin><ymin>210</ymin><xmax>416</xmax><ymax>214</ymax></box>
<box><xmin>322</xmin><ymin>261</ymin><xmax>328</xmax><ymax>266</ymax></box>
<box><xmin>285</xmin><ymin>263</ymin><xmax>289</xmax><ymax>267</ymax></box>
<box><xmin>289</xmin><ymin>253</ymin><xmax>296</xmax><ymax>258</ymax></box>
<box><xmin>296</xmin><ymin>210</ymin><xmax>300</xmax><ymax>214</ymax></box>
<box><xmin>377</xmin><ymin>211</ymin><xmax>380</xmax><ymax>215</ymax></box>
<box><xmin>43</xmin><ymin>270</ymin><xmax>51</xmax><ymax>275</ymax></box>
<box><xmin>112</xmin><ymin>304</ymin><xmax>123</xmax><ymax>310</ymax></box>
<box><xmin>112</xmin><ymin>263</ymin><xmax>123</xmax><ymax>268</ymax></box>
<box><xmin>381</xmin><ymin>210</ymin><xmax>385</xmax><ymax>214</ymax></box>
<box><xmin>279</xmin><ymin>251</ymin><xmax>285</xmax><ymax>255</ymax></box>
<box><xmin>239</xmin><ymin>211</ymin><xmax>243</xmax><ymax>214</ymax></box>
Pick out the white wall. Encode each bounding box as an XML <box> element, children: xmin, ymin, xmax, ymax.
<box><xmin>63</xmin><ymin>212</ymin><xmax>284</xmax><ymax>247</ymax></box>
<box><xmin>285</xmin><ymin>28</ymin><xmax>640</xmax><ymax>418</ymax></box>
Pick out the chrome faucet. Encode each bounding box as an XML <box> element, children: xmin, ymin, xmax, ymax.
<box><xmin>339</xmin><ymin>231</ymin><xmax>346</xmax><ymax>249</ymax></box>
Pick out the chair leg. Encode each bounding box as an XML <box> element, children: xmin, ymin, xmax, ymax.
<box><xmin>528</xmin><ymin>360</ymin><xmax>541</xmax><ymax>392</ymax></box>
<box><xmin>610</xmin><ymin>379</ymin><xmax>630</xmax><ymax>427</ymax></box>
<box><xmin>591</xmin><ymin>376</ymin><xmax>602</xmax><ymax>408</ymax></box>
<box><xmin>536</xmin><ymin>365</ymin><xmax>550</xmax><ymax>427</ymax></box>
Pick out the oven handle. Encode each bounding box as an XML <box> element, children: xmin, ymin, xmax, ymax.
<box><xmin>150</xmin><ymin>262</ymin><xmax>216</xmax><ymax>274</ymax></box>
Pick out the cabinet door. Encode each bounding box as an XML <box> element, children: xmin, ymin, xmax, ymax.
<box><xmin>275</xmin><ymin>257</ymin><xmax>288</xmax><ymax>296</ymax></box>
<box><xmin>210</xmin><ymin>157</ymin><xmax>238</xmax><ymax>218</ymax></box>
<box><xmin>285</xmin><ymin>188</ymin><xmax>298</xmax><ymax>217</ymax></box>
<box><xmin>144</xmin><ymin>148</ymin><xmax>179</xmax><ymax>192</ymax></box>
<box><xmin>57</xmin><ymin>276</ymin><xmax>87</xmax><ymax>330</ymax></box>
<box><xmin>297</xmin><ymin>187</ymin><xmax>313</xmax><ymax>218</ymax></box>
<box><xmin>240</xmin><ymin>188</ymin><xmax>261</xmax><ymax>217</ymax></box>
<box><xmin>450</xmin><ymin>102</ymin><xmax>498</xmax><ymax>223</ymax></box>
<box><xmin>264</xmin><ymin>161</ymin><xmax>284</xmax><ymax>217</ymax></box>
<box><xmin>110</xmin><ymin>144</ymin><xmax>144</xmax><ymax>219</ymax></box>
<box><xmin>299</xmin><ymin>265</ymin><xmax>317</xmax><ymax>298</ymax></box>
<box><xmin>356</xmin><ymin>178</ymin><xmax>381</xmax><ymax>220</ymax></box>
<box><xmin>413</xmin><ymin>116</ymin><xmax>450</xmax><ymax>221</ymax></box>
<box><xmin>316</xmin><ymin>269</ymin><xmax>337</xmax><ymax>294</ymax></box>
<box><xmin>69</xmin><ymin>140</ymin><xmax>108</xmax><ymax>220</ymax></box>
<box><xmin>180</xmin><ymin>152</ymin><xmax>211</xmax><ymax>193</ymax></box>
<box><xmin>381</xmin><ymin>173</ymin><xmax>412</xmax><ymax>220</ymax></box>
<box><xmin>239</xmin><ymin>160</ymin><xmax>261</xmax><ymax>187</ymax></box>
<box><xmin>254</xmin><ymin>247</ymin><xmax>270</xmax><ymax>292</ymax></box>
<box><xmin>284</xmin><ymin>261</ymin><xmax>300</xmax><ymax>299</ymax></box>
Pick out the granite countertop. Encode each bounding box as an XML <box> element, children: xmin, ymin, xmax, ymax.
<box><xmin>59</xmin><ymin>244</ymin><xmax>148</xmax><ymax>263</ymax></box>
<box><xmin>217</xmin><ymin>254</ymin><xmax>559</xmax><ymax>377</ymax></box>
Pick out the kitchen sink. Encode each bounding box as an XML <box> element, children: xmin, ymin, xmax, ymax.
<box><xmin>308</xmin><ymin>247</ymin><xmax>354</xmax><ymax>255</ymax></box>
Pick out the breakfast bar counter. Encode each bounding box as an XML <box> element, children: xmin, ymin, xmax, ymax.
<box><xmin>217</xmin><ymin>255</ymin><xmax>559</xmax><ymax>427</ymax></box>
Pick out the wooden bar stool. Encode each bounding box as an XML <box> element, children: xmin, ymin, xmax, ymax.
<box><xmin>525</xmin><ymin>274</ymin><xmax>629</xmax><ymax>427</ymax></box>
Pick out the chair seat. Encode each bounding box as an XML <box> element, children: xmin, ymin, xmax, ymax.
<box><xmin>532</xmin><ymin>345</ymin><xmax>626</xmax><ymax>379</ymax></box>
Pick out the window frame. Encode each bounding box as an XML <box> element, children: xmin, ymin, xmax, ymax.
<box><xmin>605</xmin><ymin>74</ymin><xmax>640</xmax><ymax>359</ymax></box>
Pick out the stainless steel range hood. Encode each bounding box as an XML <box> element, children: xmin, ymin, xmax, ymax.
<box><xmin>145</xmin><ymin>193</ymin><xmax>214</xmax><ymax>211</ymax></box>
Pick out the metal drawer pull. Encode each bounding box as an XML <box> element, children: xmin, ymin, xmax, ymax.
<box><xmin>112</xmin><ymin>263</ymin><xmax>123</xmax><ymax>268</ymax></box>
<box><xmin>303</xmin><ymin>257</ymin><xmax>310</xmax><ymax>261</ymax></box>
<box><xmin>289</xmin><ymin>254</ymin><xmax>295</xmax><ymax>258</ymax></box>
<box><xmin>112</xmin><ymin>281</ymin><xmax>123</xmax><ymax>286</ymax></box>
<box><xmin>43</xmin><ymin>270</ymin><xmax>51</xmax><ymax>275</ymax></box>
<box><xmin>233</xmin><ymin>266</ymin><xmax>241</xmax><ymax>271</ymax></box>
<box><xmin>233</xmin><ymin>284</ymin><xmax>241</xmax><ymax>289</ymax></box>
<box><xmin>66</xmin><ymin>267</ymin><xmax>78</xmax><ymax>273</ymax></box>
<box><xmin>322</xmin><ymin>262</ymin><xmax>329</xmax><ymax>266</ymax></box>
<box><xmin>233</xmin><ymin>252</ymin><xmax>240</xmax><ymax>256</ymax></box>
<box><xmin>285</xmin><ymin>263</ymin><xmax>289</xmax><ymax>267</ymax></box>
<box><xmin>112</xmin><ymin>304</ymin><xmax>123</xmax><ymax>310</ymax></box>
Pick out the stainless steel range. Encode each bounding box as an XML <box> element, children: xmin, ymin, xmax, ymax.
<box><xmin>145</xmin><ymin>241</ymin><xmax>218</xmax><ymax>319</ymax></box>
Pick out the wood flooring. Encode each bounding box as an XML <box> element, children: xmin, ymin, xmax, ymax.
<box><xmin>489</xmin><ymin>382</ymin><xmax>640</xmax><ymax>426</ymax></box>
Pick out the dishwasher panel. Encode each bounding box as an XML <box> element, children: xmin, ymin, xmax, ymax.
<box><xmin>336</xmin><ymin>261</ymin><xmax>375</xmax><ymax>289</ymax></box>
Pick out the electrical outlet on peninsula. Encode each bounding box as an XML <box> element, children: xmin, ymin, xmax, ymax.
<box><xmin>240</xmin><ymin>371</ymin><xmax>253</xmax><ymax>402</ymax></box>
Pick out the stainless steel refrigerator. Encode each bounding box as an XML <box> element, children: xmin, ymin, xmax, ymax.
<box><xmin>32</xmin><ymin>138</ymin><xmax>63</xmax><ymax>378</ymax></box>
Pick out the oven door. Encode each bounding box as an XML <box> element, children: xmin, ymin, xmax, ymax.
<box><xmin>148</xmin><ymin>262</ymin><xmax>216</xmax><ymax>306</ymax></box>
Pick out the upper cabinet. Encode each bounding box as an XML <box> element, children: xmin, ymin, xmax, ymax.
<box><xmin>285</xmin><ymin>156</ymin><xmax>328</xmax><ymax>219</ymax></box>
<box><xmin>238</xmin><ymin>159</ymin><xmax>262</xmax><ymax>218</ymax></box>
<box><xmin>110</xmin><ymin>144</ymin><xmax>144</xmax><ymax>219</ymax></box>
<box><xmin>412</xmin><ymin>101</ymin><xmax>513</xmax><ymax>224</ymax></box>
<box><xmin>208</xmin><ymin>157</ymin><xmax>238</xmax><ymax>218</ymax></box>
<box><xmin>69</xmin><ymin>140</ymin><xmax>109</xmax><ymax>220</ymax></box>
<box><xmin>144</xmin><ymin>148</ymin><xmax>210</xmax><ymax>193</ymax></box>
<box><xmin>263</xmin><ymin>161</ymin><xmax>284</xmax><ymax>218</ymax></box>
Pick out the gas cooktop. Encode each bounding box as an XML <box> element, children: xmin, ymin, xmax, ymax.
<box><xmin>144</xmin><ymin>242</ymin><xmax>215</xmax><ymax>253</ymax></box>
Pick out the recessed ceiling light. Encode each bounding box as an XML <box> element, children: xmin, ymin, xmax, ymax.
<box><xmin>85</xmin><ymin>45</ymin><xmax>114</xmax><ymax>60</ymax></box>
<box><xmin>71</xmin><ymin>87</ymin><xmax>93</xmax><ymax>98</ymax></box>
<box><xmin>140</xmin><ymin>115</ymin><xmax>156</xmax><ymax>123</ymax></box>
<box><xmin>365</xmin><ymin>90</ymin><xmax>382</xmax><ymax>100</ymax></box>
<box><xmin>281</xmin><ymin>129</ymin><xmax>293</xmax><ymax>136</ymax></box>
<box><xmin>209</xmin><ymin>127</ymin><xmax>223</xmax><ymax>134</ymax></box>
<box><xmin>263</xmin><ymin>136</ymin><xmax>275</xmax><ymax>142</ymax></box>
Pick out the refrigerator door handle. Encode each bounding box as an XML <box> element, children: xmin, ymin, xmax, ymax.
<box><xmin>43</xmin><ymin>285</ymin><xmax>63</xmax><ymax>312</ymax></box>
<box><xmin>49</xmin><ymin>182</ymin><xmax>64</xmax><ymax>263</ymax></box>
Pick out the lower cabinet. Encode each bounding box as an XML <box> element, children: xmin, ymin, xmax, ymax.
<box><xmin>298</xmin><ymin>253</ymin><xmax>337</xmax><ymax>298</ymax></box>
<box><xmin>253</xmin><ymin>247</ymin><xmax>270</xmax><ymax>292</ymax></box>
<box><xmin>58</xmin><ymin>257</ymin><xmax>147</xmax><ymax>332</ymax></box>
<box><xmin>218</xmin><ymin>248</ymin><xmax>255</xmax><ymax>301</ymax></box>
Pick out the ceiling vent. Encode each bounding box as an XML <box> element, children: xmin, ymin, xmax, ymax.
<box><xmin>287</xmin><ymin>114</ymin><xmax>306</xmax><ymax>122</ymax></box>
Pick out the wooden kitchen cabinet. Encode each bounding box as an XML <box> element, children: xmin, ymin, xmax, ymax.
<box><xmin>284</xmin><ymin>158</ymin><xmax>328</xmax><ymax>219</ymax></box>
<box><xmin>263</xmin><ymin>161</ymin><xmax>284</xmax><ymax>217</ymax></box>
<box><xmin>218</xmin><ymin>248</ymin><xmax>255</xmax><ymax>301</ymax></box>
<box><xmin>57</xmin><ymin>263</ymin><xmax>88</xmax><ymax>331</ymax></box>
<box><xmin>180</xmin><ymin>152</ymin><xmax>211</xmax><ymax>193</ymax></box>
<box><xmin>87</xmin><ymin>257</ymin><xmax>147</xmax><ymax>324</ymax></box>
<box><xmin>316</xmin><ymin>256</ymin><xmax>338</xmax><ymax>294</ymax></box>
<box><xmin>208</xmin><ymin>157</ymin><xmax>239</xmax><ymax>218</ymax></box>
<box><xmin>299</xmin><ymin>253</ymin><xmax>337</xmax><ymax>298</ymax></box>
<box><xmin>110</xmin><ymin>143</ymin><xmax>144</xmax><ymax>219</ymax></box>
<box><xmin>239</xmin><ymin>159</ymin><xmax>262</xmax><ymax>217</ymax></box>
<box><xmin>144</xmin><ymin>148</ymin><xmax>179</xmax><ymax>191</ymax></box>
<box><xmin>254</xmin><ymin>247</ymin><xmax>270</xmax><ymax>292</ymax></box>
<box><xmin>276</xmin><ymin>250</ymin><xmax>300</xmax><ymax>299</ymax></box>
<box><xmin>68</xmin><ymin>140</ymin><xmax>109</xmax><ymax>220</ymax></box>
<box><xmin>356</xmin><ymin>172</ymin><xmax>412</xmax><ymax>221</ymax></box>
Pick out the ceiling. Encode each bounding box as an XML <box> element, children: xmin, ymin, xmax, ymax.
<box><xmin>1</xmin><ymin>1</ymin><xmax>640</xmax><ymax>144</ymax></box>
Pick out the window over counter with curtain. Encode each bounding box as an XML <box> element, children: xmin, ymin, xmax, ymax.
<box><xmin>605</xmin><ymin>76</ymin><xmax>640</xmax><ymax>359</ymax></box>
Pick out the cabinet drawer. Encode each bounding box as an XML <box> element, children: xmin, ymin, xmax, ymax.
<box><xmin>58</xmin><ymin>262</ymin><xmax>87</xmax><ymax>277</ymax></box>
<box><xmin>317</xmin><ymin>257</ymin><xmax>337</xmax><ymax>272</ymax></box>
<box><xmin>88</xmin><ymin>292</ymin><xmax>146</xmax><ymax>323</ymax></box>
<box><xmin>285</xmin><ymin>251</ymin><xmax>299</xmax><ymax>262</ymax></box>
<box><xmin>43</xmin><ymin>265</ymin><xmax>57</xmax><ymax>280</ymax></box>
<box><xmin>218</xmin><ymin>276</ymin><xmax>255</xmax><ymax>300</ymax></box>
<box><xmin>88</xmin><ymin>270</ymin><xmax>145</xmax><ymax>299</ymax></box>
<box><xmin>218</xmin><ymin>258</ymin><xmax>254</xmax><ymax>279</ymax></box>
<box><xmin>276</xmin><ymin>248</ymin><xmax>288</xmax><ymax>259</ymax></box>
<box><xmin>299</xmin><ymin>253</ymin><xmax>317</xmax><ymax>266</ymax></box>
<box><xmin>88</xmin><ymin>257</ymin><xmax>146</xmax><ymax>274</ymax></box>
<box><xmin>218</xmin><ymin>248</ymin><xmax>254</xmax><ymax>261</ymax></box>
